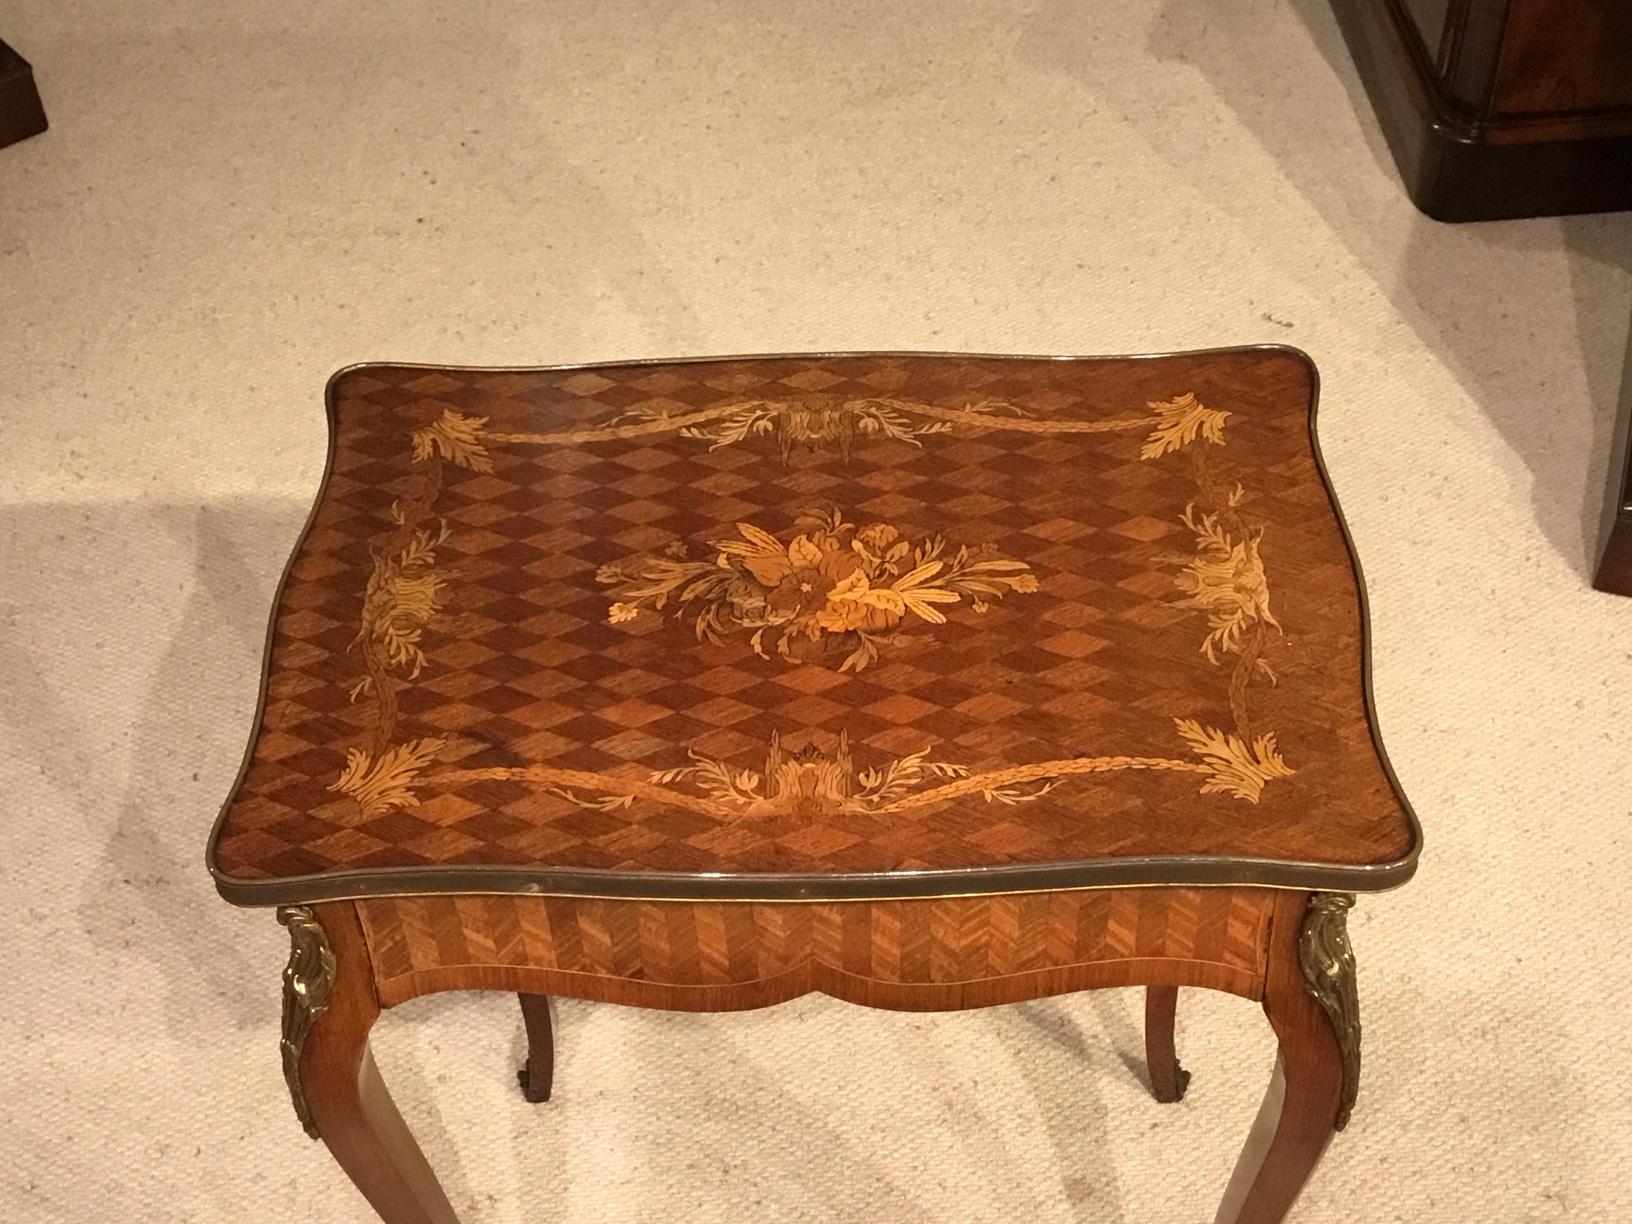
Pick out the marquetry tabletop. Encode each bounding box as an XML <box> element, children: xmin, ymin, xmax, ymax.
<box><xmin>208</xmin><ymin>349</ymin><xmax>1418</xmax><ymax>907</ymax></box>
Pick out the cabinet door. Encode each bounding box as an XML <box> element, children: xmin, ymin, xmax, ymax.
<box><xmin>1493</xmin><ymin>0</ymin><xmax>1632</xmax><ymax>115</ymax></box>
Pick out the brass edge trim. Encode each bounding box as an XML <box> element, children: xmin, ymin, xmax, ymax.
<box><xmin>206</xmin><ymin>346</ymin><xmax>1421</xmax><ymax>908</ymax></box>
<box><xmin>1298</xmin><ymin>892</ymin><xmax>1362</xmax><ymax>1131</ymax></box>
<box><xmin>277</xmin><ymin>905</ymin><xmax>336</xmax><ymax>1140</ymax></box>
<box><xmin>216</xmin><ymin>854</ymin><xmax>1409</xmax><ymax>907</ymax></box>
<box><xmin>1304</xmin><ymin>352</ymin><xmax>1426</xmax><ymax>880</ymax></box>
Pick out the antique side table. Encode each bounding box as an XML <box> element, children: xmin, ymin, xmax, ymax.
<box><xmin>207</xmin><ymin>349</ymin><xmax>1421</xmax><ymax>1224</ymax></box>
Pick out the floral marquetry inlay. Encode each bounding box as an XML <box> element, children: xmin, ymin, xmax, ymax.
<box><xmin>359</xmin><ymin>374</ymin><xmax>1281</xmax><ymax>803</ymax></box>
<box><xmin>317</xmin><ymin>366</ymin><xmax>1295</xmax><ymax>823</ymax></box>
<box><xmin>597</xmin><ymin>508</ymin><xmax>1039</xmax><ymax>672</ymax></box>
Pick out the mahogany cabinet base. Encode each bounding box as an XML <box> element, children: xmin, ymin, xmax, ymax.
<box><xmin>1593</xmin><ymin>318</ymin><xmax>1632</xmax><ymax>597</ymax></box>
<box><xmin>1594</xmin><ymin>513</ymin><xmax>1632</xmax><ymax>596</ymax></box>
<box><xmin>1326</xmin><ymin>0</ymin><xmax>1632</xmax><ymax>221</ymax></box>
<box><xmin>0</xmin><ymin>40</ymin><xmax>47</xmax><ymax>150</ymax></box>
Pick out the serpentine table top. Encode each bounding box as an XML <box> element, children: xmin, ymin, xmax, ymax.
<box><xmin>208</xmin><ymin>348</ymin><xmax>1419</xmax><ymax>907</ymax></box>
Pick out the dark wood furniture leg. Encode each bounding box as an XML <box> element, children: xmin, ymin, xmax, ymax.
<box><xmin>516</xmin><ymin>993</ymin><xmax>554</xmax><ymax>1103</ymax></box>
<box><xmin>1144</xmin><ymin>985</ymin><xmax>1190</xmax><ymax>1103</ymax></box>
<box><xmin>290</xmin><ymin>904</ymin><xmax>460</xmax><ymax>1224</ymax></box>
<box><xmin>0</xmin><ymin>40</ymin><xmax>48</xmax><ymax>150</ymax></box>
<box><xmin>1214</xmin><ymin>893</ymin><xmax>1356</xmax><ymax>1224</ymax></box>
<box><xmin>1593</xmin><ymin>315</ymin><xmax>1632</xmax><ymax>596</ymax></box>
<box><xmin>1598</xmin><ymin>508</ymin><xmax>1632</xmax><ymax>595</ymax></box>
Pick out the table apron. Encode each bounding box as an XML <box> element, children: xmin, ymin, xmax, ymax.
<box><xmin>351</xmin><ymin>888</ymin><xmax>1276</xmax><ymax>1012</ymax></box>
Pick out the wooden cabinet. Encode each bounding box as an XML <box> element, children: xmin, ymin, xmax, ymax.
<box><xmin>1331</xmin><ymin>0</ymin><xmax>1632</xmax><ymax>219</ymax></box>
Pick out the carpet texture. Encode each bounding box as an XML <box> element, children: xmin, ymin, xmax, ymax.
<box><xmin>2</xmin><ymin>2</ymin><xmax>1629</xmax><ymax>1221</ymax></box>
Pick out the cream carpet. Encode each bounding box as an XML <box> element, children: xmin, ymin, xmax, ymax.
<box><xmin>3</xmin><ymin>2</ymin><xmax>1630</xmax><ymax>1221</ymax></box>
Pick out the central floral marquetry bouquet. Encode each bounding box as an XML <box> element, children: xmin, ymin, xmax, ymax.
<box><xmin>597</xmin><ymin>507</ymin><xmax>1039</xmax><ymax>672</ymax></box>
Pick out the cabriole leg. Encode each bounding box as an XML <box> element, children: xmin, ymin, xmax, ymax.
<box><xmin>278</xmin><ymin>904</ymin><xmax>460</xmax><ymax>1224</ymax></box>
<box><xmin>517</xmin><ymin>993</ymin><xmax>554</xmax><ymax>1103</ymax></box>
<box><xmin>1214</xmin><ymin>892</ymin><xmax>1359</xmax><ymax>1224</ymax></box>
<box><xmin>1145</xmin><ymin>985</ymin><xmax>1190</xmax><ymax>1103</ymax></box>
